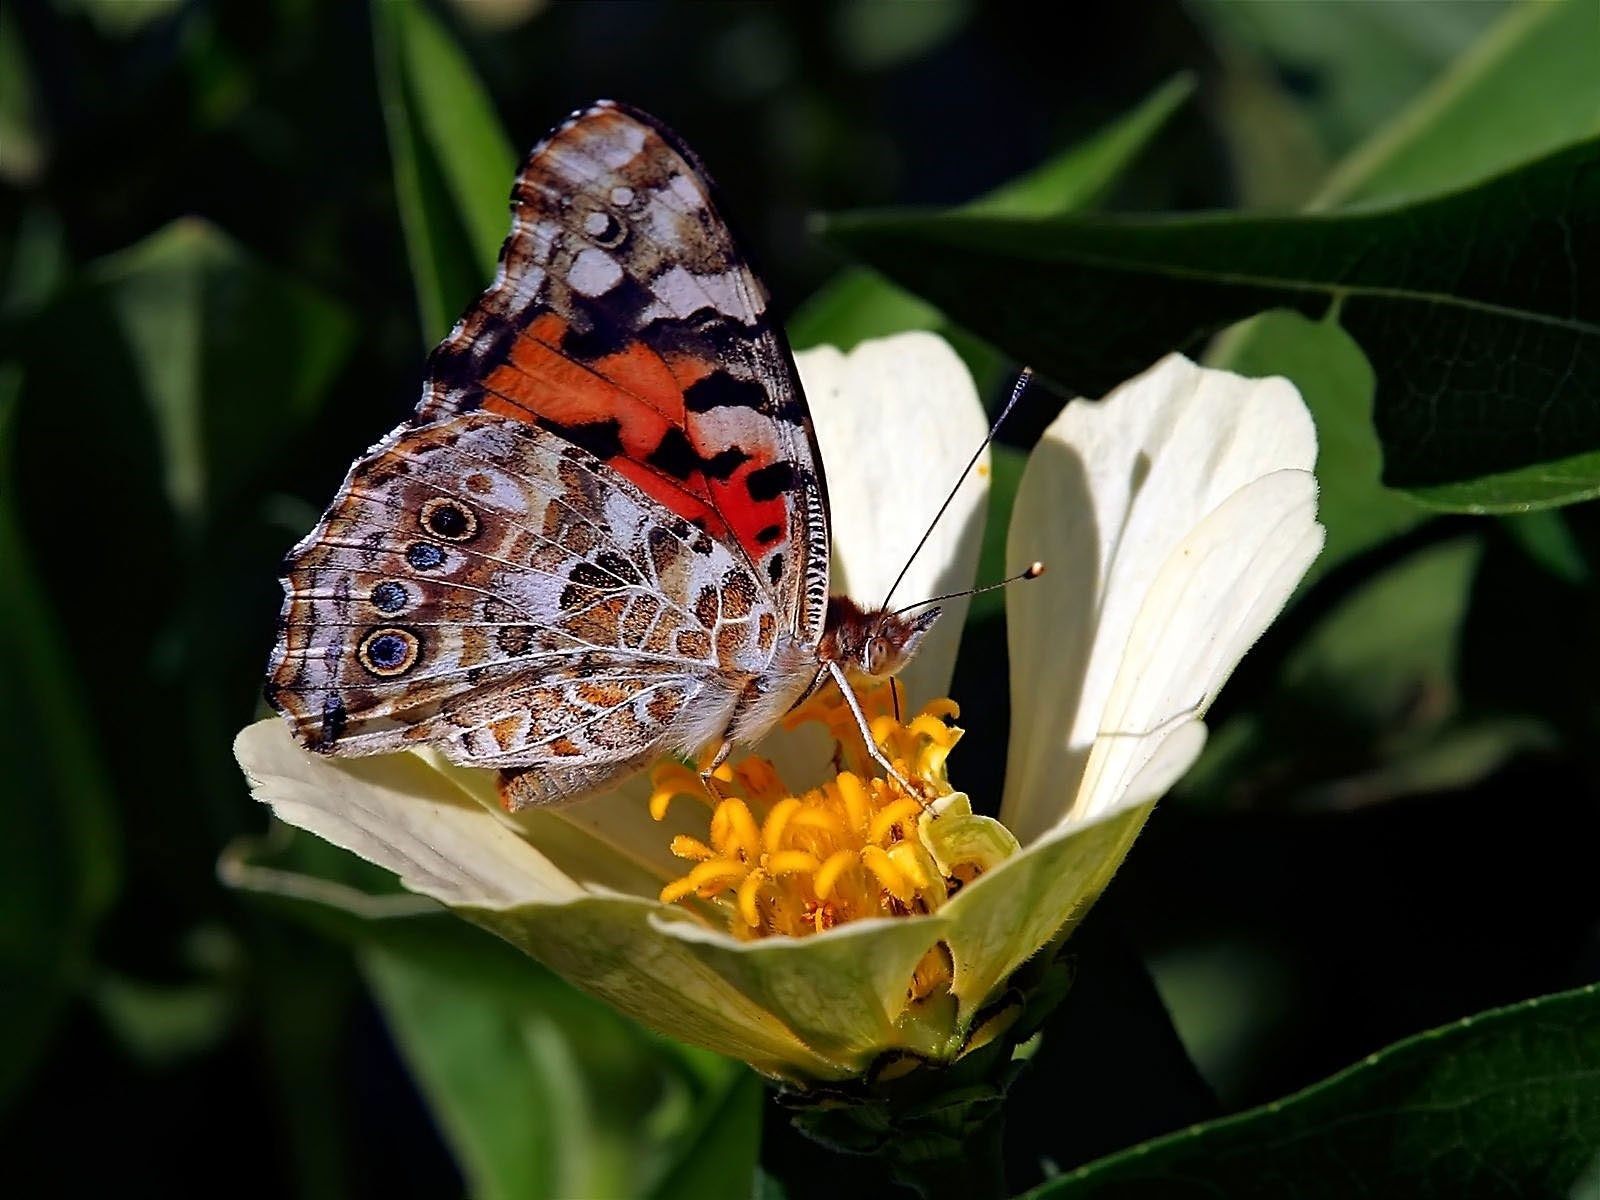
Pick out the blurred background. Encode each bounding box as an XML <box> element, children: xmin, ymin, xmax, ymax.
<box><xmin>2</xmin><ymin>1</ymin><xmax>1597</xmax><ymax>1196</ymax></box>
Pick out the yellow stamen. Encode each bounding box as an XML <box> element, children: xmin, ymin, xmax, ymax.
<box><xmin>651</xmin><ymin>679</ymin><xmax>1014</xmax><ymax>947</ymax></box>
<box><xmin>792</xmin><ymin>808</ymin><xmax>844</xmax><ymax>835</ymax></box>
<box><xmin>684</xmin><ymin>860</ymin><xmax>747</xmax><ymax>894</ymax></box>
<box><xmin>869</xmin><ymin>797</ymin><xmax>924</xmax><ymax>845</ymax></box>
<box><xmin>910</xmin><ymin>943</ymin><xmax>954</xmax><ymax>1001</ymax></box>
<box><xmin>836</xmin><ymin>771</ymin><xmax>871</xmax><ymax>835</ymax></box>
<box><xmin>762</xmin><ymin>797</ymin><xmax>802</xmax><ymax>854</ymax></box>
<box><xmin>659</xmin><ymin>858</ymin><xmax>749</xmax><ymax>905</ymax></box>
<box><xmin>862</xmin><ymin>844</ymin><xmax>914</xmax><ymax>902</ymax></box>
<box><xmin>768</xmin><ymin>850</ymin><xmax>821</xmax><ymax>876</ymax></box>
<box><xmin>813</xmin><ymin>850</ymin><xmax>857</xmax><ymax>900</ymax></box>
<box><xmin>737</xmin><ymin>870</ymin><xmax>765</xmax><ymax>928</ymax></box>
<box><xmin>669</xmin><ymin>835</ymin><xmax>715</xmax><ymax>861</ymax></box>
<box><xmin>649</xmin><ymin>763</ymin><xmax>710</xmax><ymax>820</ymax></box>
<box><xmin>710</xmin><ymin>796</ymin><xmax>762</xmax><ymax>861</ymax></box>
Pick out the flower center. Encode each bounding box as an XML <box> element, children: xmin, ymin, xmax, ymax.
<box><xmin>653</xmin><ymin>680</ymin><xmax>1017</xmax><ymax>964</ymax></box>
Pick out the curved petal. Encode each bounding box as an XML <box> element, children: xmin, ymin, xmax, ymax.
<box><xmin>233</xmin><ymin>720</ymin><xmax>581</xmax><ymax>905</ymax></box>
<box><xmin>1074</xmin><ymin>473</ymin><xmax>1322</xmax><ymax>823</ymax></box>
<box><xmin>235</xmin><ymin>719</ymin><xmax>954</xmax><ymax>1079</ymax></box>
<box><xmin>795</xmin><ymin>332</ymin><xmax>989</xmax><ymax>709</ymax></box>
<box><xmin>425</xmin><ymin>752</ymin><xmax>700</xmax><ymax>891</ymax></box>
<box><xmin>469</xmin><ymin>897</ymin><xmax>889</xmax><ymax>1080</ymax></box>
<box><xmin>938</xmin><ymin>719</ymin><xmax>1206</xmax><ymax>1017</ymax></box>
<box><xmin>938</xmin><ymin>797</ymin><xmax>1153</xmax><ymax>1017</ymax></box>
<box><xmin>1002</xmin><ymin>355</ymin><xmax>1321</xmax><ymax>842</ymax></box>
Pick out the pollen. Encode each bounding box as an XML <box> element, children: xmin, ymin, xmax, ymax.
<box><xmin>653</xmin><ymin>679</ymin><xmax>1011</xmax><ymax>956</ymax></box>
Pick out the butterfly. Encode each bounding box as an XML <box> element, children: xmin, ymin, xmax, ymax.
<box><xmin>266</xmin><ymin>100</ymin><xmax>940</xmax><ymax>809</ymax></box>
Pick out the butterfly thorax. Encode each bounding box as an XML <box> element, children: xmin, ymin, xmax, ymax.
<box><xmin>713</xmin><ymin>631</ymin><xmax>827</xmax><ymax>752</ymax></box>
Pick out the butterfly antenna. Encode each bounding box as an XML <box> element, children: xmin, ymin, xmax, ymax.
<box><xmin>880</xmin><ymin>367</ymin><xmax>1035</xmax><ymax>610</ymax></box>
<box><xmin>891</xmin><ymin>561</ymin><xmax>1045</xmax><ymax>616</ymax></box>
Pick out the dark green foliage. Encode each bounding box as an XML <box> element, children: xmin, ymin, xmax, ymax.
<box><xmin>823</xmin><ymin>137</ymin><xmax>1600</xmax><ymax>499</ymax></box>
<box><xmin>1033</xmin><ymin>984</ymin><xmax>1600</xmax><ymax>1198</ymax></box>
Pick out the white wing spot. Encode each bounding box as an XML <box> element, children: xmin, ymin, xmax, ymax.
<box><xmin>591</xmin><ymin>121</ymin><xmax>646</xmax><ymax>169</ymax></box>
<box><xmin>569</xmin><ymin>247</ymin><xmax>623</xmax><ymax>297</ymax></box>
<box><xmin>645</xmin><ymin>265</ymin><xmax>755</xmax><ymax>322</ymax></box>
<box><xmin>508</xmin><ymin>265</ymin><xmax>546</xmax><ymax>306</ymax></box>
<box><xmin>667</xmin><ymin>173</ymin><xmax>704</xmax><ymax>208</ymax></box>
<box><xmin>610</xmin><ymin>185</ymin><xmax>635</xmax><ymax>207</ymax></box>
<box><xmin>583</xmin><ymin>211</ymin><xmax>612</xmax><ymax>237</ymax></box>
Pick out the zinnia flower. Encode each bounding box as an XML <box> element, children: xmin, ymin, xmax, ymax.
<box><xmin>233</xmin><ymin>331</ymin><xmax>1322</xmax><ymax>1083</ymax></box>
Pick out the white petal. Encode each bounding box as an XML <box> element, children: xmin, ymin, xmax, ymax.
<box><xmin>795</xmin><ymin>332</ymin><xmax>989</xmax><ymax>709</ymax></box>
<box><xmin>234</xmin><ymin>720</ymin><xmax>581</xmax><ymax>906</ymax></box>
<box><xmin>421</xmin><ymin>753</ymin><xmax>702</xmax><ymax>892</ymax></box>
<box><xmin>1074</xmin><ymin>474</ymin><xmax>1322</xmax><ymax>822</ymax></box>
<box><xmin>1003</xmin><ymin>355</ymin><xmax>1321</xmax><ymax>841</ymax></box>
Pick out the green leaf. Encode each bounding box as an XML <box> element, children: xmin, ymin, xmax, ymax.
<box><xmin>1203</xmin><ymin>0</ymin><xmax>1600</xmax><ymax>562</ymax></box>
<box><xmin>1405</xmin><ymin>449</ymin><xmax>1600</xmax><ymax>514</ymax></box>
<box><xmin>363</xmin><ymin>921</ymin><xmax>736</xmax><ymax>1200</ymax></box>
<box><xmin>1501</xmin><ymin>507</ymin><xmax>1590</xmax><ymax>586</ymax></box>
<box><xmin>0</xmin><ymin>4</ymin><xmax>46</xmax><ymax>185</ymax></box>
<box><xmin>1208</xmin><ymin>311</ymin><xmax>1418</xmax><ymax>588</ymax></box>
<box><xmin>788</xmin><ymin>74</ymin><xmax>1195</xmax><ymax>355</ymax></box>
<box><xmin>54</xmin><ymin>0</ymin><xmax>183</xmax><ymax>38</ymax></box>
<box><xmin>822</xmin><ymin>136</ymin><xmax>1600</xmax><ymax>501</ymax></box>
<box><xmin>0</xmin><ymin>373</ymin><xmax>120</xmax><ymax>1105</ymax></box>
<box><xmin>228</xmin><ymin>833</ymin><xmax>740</xmax><ymax>1200</ymax></box>
<box><xmin>362</xmin><ymin>937</ymin><xmax>571</xmax><ymax>1200</ymax></box>
<box><xmin>1180</xmin><ymin>535</ymin><xmax>1548</xmax><ymax>811</ymax></box>
<box><xmin>645</xmin><ymin>1070</ymin><xmax>764</xmax><ymax>1200</ymax></box>
<box><xmin>372</xmin><ymin>0</ymin><xmax>516</xmax><ymax>344</ymax></box>
<box><xmin>970</xmin><ymin>74</ymin><xmax>1198</xmax><ymax>220</ymax></box>
<box><xmin>78</xmin><ymin>219</ymin><xmax>354</xmax><ymax>527</ymax></box>
<box><xmin>0</xmin><ymin>204</ymin><xmax>68</xmax><ymax>321</ymax></box>
<box><xmin>1317</xmin><ymin>0</ymin><xmax>1600</xmax><ymax>208</ymax></box>
<box><xmin>1194</xmin><ymin>0</ymin><xmax>1508</xmax><ymax>167</ymax></box>
<box><xmin>1029</xmin><ymin>983</ymin><xmax>1600</xmax><ymax>1198</ymax></box>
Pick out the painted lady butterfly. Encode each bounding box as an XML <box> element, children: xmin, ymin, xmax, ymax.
<box><xmin>266</xmin><ymin>101</ymin><xmax>941</xmax><ymax>809</ymax></box>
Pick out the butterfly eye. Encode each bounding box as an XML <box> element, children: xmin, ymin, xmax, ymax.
<box><xmin>419</xmin><ymin>497</ymin><xmax>479</xmax><ymax>542</ymax></box>
<box><xmin>358</xmin><ymin>627</ymin><xmax>421</xmax><ymax>677</ymax></box>
<box><xmin>864</xmin><ymin>635</ymin><xmax>884</xmax><ymax>675</ymax></box>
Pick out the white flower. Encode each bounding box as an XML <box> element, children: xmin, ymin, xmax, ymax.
<box><xmin>233</xmin><ymin>333</ymin><xmax>1322</xmax><ymax>1082</ymax></box>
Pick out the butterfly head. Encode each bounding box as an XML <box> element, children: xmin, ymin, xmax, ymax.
<box><xmin>822</xmin><ymin>596</ymin><xmax>940</xmax><ymax>679</ymax></box>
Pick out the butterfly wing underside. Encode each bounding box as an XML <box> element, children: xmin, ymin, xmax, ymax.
<box><xmin>267</xmin><ymin>101</ymin><xmax>829</xmax><ymax>806</ymax></box>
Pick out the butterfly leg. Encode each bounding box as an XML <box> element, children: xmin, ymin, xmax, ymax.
<box><xmin>698</xmin><ymin>738</ymin><xmax>735</xmax><ymax>801</ymax></box>
<box><xmin>824</xmin><ymin>660</ymin><xmax>918</xmax><ymax>797</ymax></box>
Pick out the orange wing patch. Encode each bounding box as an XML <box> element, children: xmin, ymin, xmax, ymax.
<box><xmin>415</xmin><ymin>100</ymin><xmax>829</xmax><ymax>639</ymax></box>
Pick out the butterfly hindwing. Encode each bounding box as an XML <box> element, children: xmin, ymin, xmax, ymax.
<box><xmin>267</xmin><ymin>413</ymin><xmax>780</xmax><ymax>797</ymax></box>
<box><xmin>418</xmin><ymin>100</ymin><xmax>830</xmax><ymax>646</ymax></box>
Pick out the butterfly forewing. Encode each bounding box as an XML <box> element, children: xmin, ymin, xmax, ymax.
<box><xmin>419</xmin><ymin>100</ymin><xmax>829</xmax><ymax>644</ymax></box>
